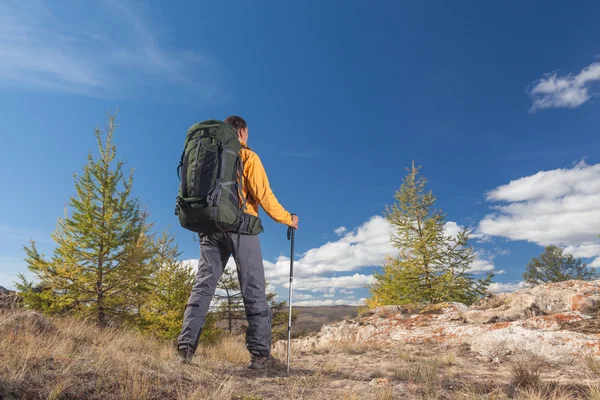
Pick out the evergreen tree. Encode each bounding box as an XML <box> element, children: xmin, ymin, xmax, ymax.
<box><xmin>16</xmin><ymin>112</ymin><xmax>155</xmax><ymax>327</ymax></box>
<box><xmin>215</xmin><ymin>263</ymin><xmax>245</xmax><ymax>334</ymax></box>
<box><xmin>138</xmin><ymin>231</ymin><xmax>195</xmax><ymax>340</ymax></box>
<box><xmin>367</xmin><ymin>162</ymin><xmax>492</xmax><ymax>307</ymax></box>
<box><xmin>523</xmin><ymin>245</ymin><xmax>599</xmax><ymax>286</ymax></box>
<box><xmin>269</xmin><ymin>288</ymin><xmax>299</xmax><ymax>340</ymax></box>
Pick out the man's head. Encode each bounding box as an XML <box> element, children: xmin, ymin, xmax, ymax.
<box><xmin>224</xmin><ymin>115</ymin><xmax>248</xmax><ymax>143</ymax></box>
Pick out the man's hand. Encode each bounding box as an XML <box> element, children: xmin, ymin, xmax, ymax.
<box><xmin>291</xmin><ymin>214</ymin><xmax>299</xmax><ymax>230</ymax></box>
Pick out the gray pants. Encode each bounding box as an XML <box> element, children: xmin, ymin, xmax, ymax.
<box><xmin>177</xmin><ymin>232</ymin><xmax>272</xmax><ymax>356</ymax></box>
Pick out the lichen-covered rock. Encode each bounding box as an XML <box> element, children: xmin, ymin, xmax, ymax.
<box><xmin>277</xmin><ymin>280</ymin><xmax>600</xmax><ymax>363</ymax></box>
<box><xmin>369</xmin><ymin>378</ymin><xmax>390</xmax><ymax>387</ymax></box>
<box><xmin>464</xmin><ymin>280</ymin><xmax>600</xmax><ymax>324</ymax></box>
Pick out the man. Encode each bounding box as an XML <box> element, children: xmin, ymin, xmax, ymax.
<box><xmin>177</xmin><ymin>115</ymin><xmax>299</xmax><ymax>369</ymax></box>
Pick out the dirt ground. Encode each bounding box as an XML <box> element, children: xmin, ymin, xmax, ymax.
<box><xmin>204</xmin><ymin>341</ymin><xmax>599</xmax><ymax>400</ymax></box>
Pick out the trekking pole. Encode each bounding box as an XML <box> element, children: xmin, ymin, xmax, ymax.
<box><xmin>286</xmin><ymin>224</ymin><xmax>296</xmax><ymax>374</ymax></box>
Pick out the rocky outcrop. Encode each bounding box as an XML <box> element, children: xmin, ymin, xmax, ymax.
<box><xmin>465</xmin><ymin>280</ymin><xmax>600</xmax><ymax>324</ymax></box>
<box><xmin>0</xmin><ymin>286</ymin><xmax>21</xmax><ymax>310</ymax></box>
<box><xmin>277</xmin><ymin>280</ymin><xmax>600</xmax><ymax>363</ymax></box>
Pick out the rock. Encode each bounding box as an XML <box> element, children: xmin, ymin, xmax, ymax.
<box><xmin>0</xmin><ymin>310</ymin><xmax>55</xmax><ymax>336</ymax></box>
<box><xmin>0</xmin><ymin>287</ymin><xmax>21</xmax><ymax>310</ymax></box>
<box><xmin>277</xmin><ymin>280</ymin><xmax>600</xmax><ymax>363</ymax></box>
<box><xmin>369</xmin><ymin>378</ymin><xmax>390</xmax><ymax>387</ymax></box>
<box><xmin>464</xmin><ymin>280</ymin><xmax>600</xmax><ymax>324</ymax></box>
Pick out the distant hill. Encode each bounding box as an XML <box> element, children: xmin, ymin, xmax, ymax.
<box><xmin>213</xmin><ymin>305</ymin><xmax>359</xmax><ymax>338</ymax></box>
<box><xmin>292</xmin><ymin>305</ymin><xmax>359</xmax><ymax>337</ymax></box>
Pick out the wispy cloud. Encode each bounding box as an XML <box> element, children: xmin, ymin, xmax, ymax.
<box><xmin>334</xmin><ymin>226</ymin><xmax>347</xmax><ymax>236</ymax></box>
<box><xmin>528</xmin><ymin>61</ymin><xmax>600</xmax><ymax>111</ymax></box>
<box><xmin>0</xmin><ymin>0</ymin><xmax>221</xmax><ymax>101</ymax></box>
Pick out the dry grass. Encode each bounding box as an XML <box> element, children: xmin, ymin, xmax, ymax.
<box><xmin>200</xmin><ymin>335</ymin><xmax>250</xmax><ymax>365</ymax></box>
<box><xmin>454</xmin><ymin>382</ymin><xmax>509</xmax><ymax>400</ymax></box>
<box><xmin>0</xmin><ymin>310</ymin><xmax>240</xmax><ymax>400</ymax></box>
<box><xmin>321</xmin><ymin>359</ymin><xmax>339</xmax><ymax>374</ymax></box>
<box><xmin>514</xmin><ymin>387</ymin><xmax>577</xmax><ymax>400</ymax></box>
<box><xmin>584</xmin><ymin>355</ymin><xmax>600</xmax><ymax>378</ymax></box>
<box><xmin>392</xmin><ymin>357</ymin><xmax>445</xmax><ymax>398</ymax></box>
<box><xmin>373</xmin><ymin>386</ymin><xmax>393</xmax><ymax>400</ymax></box>
<box><xmin>588</xmin><ymin>383</ymin><xmax>600</xmax><ymax>400</ymax></box>
<box><xmin>441</xmin><ymin>351</ymin><xmax>456</xmax><ymax>366</ymax></box>
<box><xmin>310</xmin><ymin>336</ymin><xmax>385</xmax><ymax>355</ymax></box>
<box><xmin>341</xmin><ymin>389</ymin><xmax>361</xmax><ymax>400</ymax></box>
<box><xmin>509</xmin><ymin>354</ymin><xmax>544</xmax><ymax>390</ymax></box>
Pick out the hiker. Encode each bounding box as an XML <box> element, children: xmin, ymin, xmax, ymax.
<box><xmin>176</xmin><ymin>115</ymin><xmax>299</xmax><ymax>369</ymax></box>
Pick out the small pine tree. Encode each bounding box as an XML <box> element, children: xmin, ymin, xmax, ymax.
<box><xmin>269</xmin><ymin>289</ymin><xmax>299</xmax><ymax>341</ymax></box>
<box><xmin>367</xmin><ymin>162</ymin><xmax>492</xmax><ymax>307</ymax></box>
<box><xmin>523</xmin><ymin>245</ymin><xmax>599</xmax><ymax>286</ymax></box>
<box><xmin>16</xmin><ymin>112</ymin><xmax>156</xmax><ymax>327</ymax></box>
<box><xmin>138</xmin><ymin>231</ymin><xmax>194</xmax><ymax>340</ymax></box>
<box><xmin>215</xmin><ymin>263</ymin><xmax>245</xmax><ymax>334</ymax></box>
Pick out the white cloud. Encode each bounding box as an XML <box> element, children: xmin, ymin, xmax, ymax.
<box><xmin>468</xmin><ymin>256</ymin><xmax>496</xmax><ymax>273</ymax></box>
<box><xmin>444</xmin><ymin>221</ymin><xmax>464</xmax><ymax>238</ymax></box>
<box><xmin>488</xmin><ymin>281</ymin><xmax>525</xmax><ymax>294</ymax></box>
<box><xmin>294</xmin><ymin>298</ymin><xmax>366</xmax><ymax>307</ymax></box>
<box><xmin>528</xmin><ymin>61</ymin><xmax>600</xmax><ymax>111</ymax></box>
<box><xmin>479</xmin><ymin>161</ymin><xmax>600</xmax><ymax>266</ymax></box>
<box><xmin>263</xmin><ymin>216</ymin><xmax>395</xmax><ymax>284</ymax></box>
<box><xmin>334</xmin><ymin>226</ymin><xmax>347</xmax><ymax>236</ymax></box>
<box><xmin>563</xmin><ymin>243</ymin><xmax>600</xmax><ymax>259</ymax></box>
<box><xmin>283</xmin><ymin>274</ymin><xmax>375</xmax><ymax>292</ymax></box>
<box><xmin>293</xmin><ymin>293</ymin><xmax>315</xmax><ymax>300</ymax></box>
<box><xmin>0</xmin><ymin>1</ymin><xmax>219</xmax><ymax>100</ymax></box>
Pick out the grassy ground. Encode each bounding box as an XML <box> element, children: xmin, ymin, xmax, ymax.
<box><xmin>1</xmin><ymin>309</ymin><xmax>598</xmax><ymax>399</ymax></box>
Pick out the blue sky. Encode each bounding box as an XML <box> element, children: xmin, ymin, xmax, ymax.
<box><xmin>1</xmin><ymin>0</ymin><xmax>600</xmax><ymax>305</ymax></box>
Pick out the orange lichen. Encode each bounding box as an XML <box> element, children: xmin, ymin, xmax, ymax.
<box><xmin>489</xmin><ymin>322</ymin><xmax>511</xmax><ymax>330</ymax></box>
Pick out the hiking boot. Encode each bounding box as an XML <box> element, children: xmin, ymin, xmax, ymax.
<box><xmin>247</xmin><ymin>354</ymin><xmax>282</xmax><ymax>370</ymax></box>
<box><xmin>177</xmin><ymin>345</ymin><xmax>194</xmax><ymax>365</ymax></box>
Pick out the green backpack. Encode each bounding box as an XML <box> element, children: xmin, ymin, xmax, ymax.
<box><xmin>175</xmin><ymin>120</ymin><xmax>263</xmax><ymax>235</ymax></box>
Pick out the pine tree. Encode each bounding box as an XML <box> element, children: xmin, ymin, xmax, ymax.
<box><xmin>367</xmin><ymin>162</ymin><xmax>492</xmax><ymax>307</ymax></box>
<box><xmin>523</xmin><ymin>245</ymin><xmax>599</xmax><ymax>286</ymax></box>
<box><xmin>16</xmin><ymin>112</ymin><xmax>156</xmax><ymax>327</ymax></box>
<box><xmin>138</xmin><ymin>231</ymin><xmax>195</xmax><ymax>340</ymax></box>
<box><xmin>269</xmin><ymin>289</ymin><xmax>299</xmax><ymax>341</ymax></box>
<box><xmin>214</xmin><ymin>263</ymin><xmax>245</xmax><ymax>334</ymax></box>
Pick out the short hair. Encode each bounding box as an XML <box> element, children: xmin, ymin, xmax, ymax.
<box><xmin>224</xmin><ymin>116</ymin><xmax>247</xmax><ymax>131</ymax></box>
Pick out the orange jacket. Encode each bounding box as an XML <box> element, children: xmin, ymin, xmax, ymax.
<box><xmin>239</xmin><ymin>142</ymin><xmax>293</xmax><ymax>226</ymax></box>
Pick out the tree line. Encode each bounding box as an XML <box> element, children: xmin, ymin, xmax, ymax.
<box><xmin>14</xmin><ymin>112</ymin><xmax>599</xmax><ymax>338</ymax></box>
